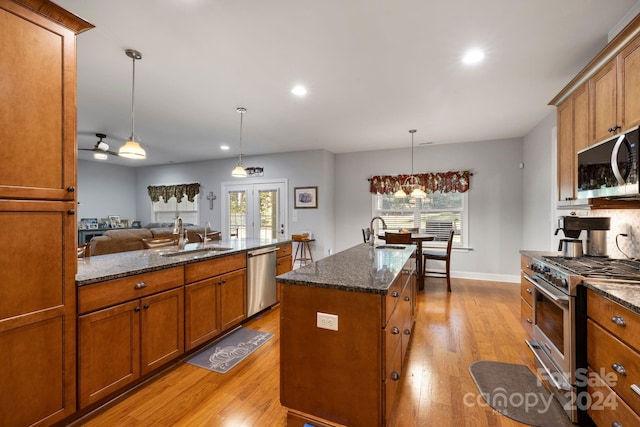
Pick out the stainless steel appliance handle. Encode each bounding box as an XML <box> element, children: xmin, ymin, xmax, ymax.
<box><xmin>611</xmin><ymin>134</ymin><xmax>628</xmax><ymax>185</ymax></box>
<box><xmin>247</xmin><ymin>247</ymin><xmax>280</xmax><ymax>257</ymax></box>
<box><xmin>524</xmin><ymin>274</ymin><xmax>569</xmax><ymax>304</ymax></box>
<box><xmin>526</xmin><ymin>340</ymin><xmax>572</xmax><ymax>391</ymax></box>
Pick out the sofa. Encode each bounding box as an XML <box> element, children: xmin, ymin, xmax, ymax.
<box><xmin>89</xmin><ymin>224</ymin><xmax>214</xmax><ymax>256</ymax></box>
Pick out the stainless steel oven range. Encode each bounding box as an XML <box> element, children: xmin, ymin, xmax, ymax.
<box><xmin>524</xmin><ymin>255</ymin><xmax>640</xmax><ymax>424</ymax></box>
<box><xmin>524</xmin><ymin>257</ymin><xmax>585</xmax><ymax>424</ymax></box>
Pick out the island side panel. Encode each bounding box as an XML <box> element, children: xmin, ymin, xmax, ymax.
<box><xmin>280</xmin><ymin>283</ymin><xmax>383</xmax><ymax>426</ymax></box>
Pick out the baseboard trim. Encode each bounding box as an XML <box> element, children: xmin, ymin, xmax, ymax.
<box><xmin>443</xmin><ymin>271</ymin><xmax>519</xmax><ymax>284</ymax></box>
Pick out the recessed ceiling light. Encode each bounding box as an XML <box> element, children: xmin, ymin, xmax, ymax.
<box><xmin>291</xmin><ymin>85</ymin><xmax>307</xmax><ymax>96</ymax></box>
<box><xmin>220</xmin><ymin>145</ymin><xmax>230</xmax><ymax>151</ymax></box>
<box><xmin>462</xmin><ymin>49</ymin><xmax>485</xmax><ymax>65</ymax></box>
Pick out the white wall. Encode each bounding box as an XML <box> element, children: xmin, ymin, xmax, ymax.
<box><xmin>334</xmin><ymin>138</ymin><xmax>524</xmax><ymax>281</ymax></box>
<box><xmin>77</xmin><ymin>160</ymin><xmax>137</xmax><ymax>222</ymax></box>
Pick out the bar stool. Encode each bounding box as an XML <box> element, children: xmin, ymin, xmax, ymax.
<box><xmin>292</xmin><ymin>234</ymin><xmax>315</xmax><ymax>268</ymax></box>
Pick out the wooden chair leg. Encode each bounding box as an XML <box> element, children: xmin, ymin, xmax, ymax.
<box><xmin>446</xmin><ymin>260</ymin><xmax>451</xmax><ymax>292</ymax></box>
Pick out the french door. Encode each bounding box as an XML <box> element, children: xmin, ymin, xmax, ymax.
<box><xmin>221</xmin><ymin>179</ymin><xmax>288</xmax><ymax>240</ymax></box>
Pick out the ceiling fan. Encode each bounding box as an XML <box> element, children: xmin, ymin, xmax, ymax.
<box><xmin>79</xmin><ymin>133</ymin><xmax>120</xmax><ymax>159</ymax></box>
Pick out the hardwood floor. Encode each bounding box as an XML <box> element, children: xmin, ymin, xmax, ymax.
<box><xmin>78</xmin><ymin>278</ymin><xmax>535</xmax><ymax>426</ymax></box>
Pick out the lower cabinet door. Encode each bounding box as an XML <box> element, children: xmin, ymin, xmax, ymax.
<box><xmin>78</xmin><ymin>300</ymin><xmax>141</xmax><ymax>408</ymax></box>
<box><xmin>185</xmin><ymin>278</ymin><xmax>221</xmax><ymax>351</ymax></box>
<box><xmin>220</xmin><ymin>269</ymin><xmax>247</xmax><ymax>331</ymax></box>
<box><xmin>141</xmin><ymin>287</ymin><xmax>184</xmax><ymax>375</ymax></box>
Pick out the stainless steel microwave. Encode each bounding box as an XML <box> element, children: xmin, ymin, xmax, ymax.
<box><xmin>577</xmin><ymin>126</ymin><xmax>639</xmax><ymax>199</ymax></box>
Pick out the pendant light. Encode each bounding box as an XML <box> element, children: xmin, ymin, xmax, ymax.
<box><xmin>118</xmin><ymin>49</ymin><xmax>146</xmax><ymax>159</ymax></box>
<box><xmin>231</xmin><ymin>107</ymin><xmax>248</xmax><ymax>177</ymax></box>
<box><xmin>408</xmin><ymin>129</ymin><xmax>427</xmax><ymax>198</ymax></box>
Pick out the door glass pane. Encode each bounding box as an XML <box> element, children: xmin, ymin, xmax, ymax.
<box><xmin>229</xmin><ymin>191</ymin><xmax>246</xmax><ymax>239</ymax></box>
<box><xmin>259</xmin><ymin>190</ymin><xmax>277</xmax><ymax>239</ymax></box>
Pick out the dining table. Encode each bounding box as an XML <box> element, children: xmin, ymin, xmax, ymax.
<box><xmin>377</xmin><ymin>232</ymin><xmax>435</xmax><ymax>290</ymax></box>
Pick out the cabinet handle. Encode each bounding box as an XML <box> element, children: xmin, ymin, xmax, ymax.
<box><xmin>611</xmin><ymin>316</ymin><xmax>626</xmax><ymax>326</ymax></box>
<box><xmin>608</xmin><ymin>125</ymin><xmax>622</xmax><ymax>133</ymax></box>
<box><xmin>219</xmin><ymin>279</ymin><xmax>227</xmax><ymax>285</ymax></box>
<box><xmin>404</xmin><ymin>329</ymin><xmax>411</xmax><ymax>335</ymax></box>
<box><xmin>391</xmin><ymin>327</ymin><xmax>400</xmax><ymax>335</ymax></box>
<box><xmin>612</xmin><ymin>363</ymin><xmax>627</xmax><ymax>376</ymax></box>
<box><xmin>134</xmin><ymin>282</ymin><xmax>147</xmax><ymax>289</ymax></box>
<box><xmin>611</xmin><ymin>422</ymin><xmax>623</xmax><ymax>427</ymax></box>
<box><xmin>143</xmin><ymin>304</ymin><xmax>150</xmax><ymax>309</ymax></box>
<box><xmin>134</xmin><ymin>306</ymin><xmax>141</xmax><ymax>312</ymax></box>
<box><xmin>67</xmin><ymin>209</ymin><xmax>75</xmax><ymax>215</ymax></box>
<box><xmin>526</xmin><ymin>288</ymin><xmax>532</xmax><ymax>294</ymax></box>
<box><xmin>391</xmin><ymin>371</ymin><xmax>400</xmax><ymax>381</ymax></box>
<box><xmin>404</xmin><ymin>295</ymin><xmax>410</xmax><ymax>302</ymax></box>
<box><xmin>392</xmin><ymin>291</ymin><xmax>399</xmax><ymax>298</ymax></box>
<box><xmin>526</xmin><ymin>318</ymin><xmax>533</xmax><ymax>324</ymax></box>
<box><xmin>631</xmin><ymin>384</ymin><xmax>640</xmax><ymax>397</ymax></box>
<box><xmin>66</xmin><ymin>186</ymin><xmax>75</xmax><ymax>192</ymax></box>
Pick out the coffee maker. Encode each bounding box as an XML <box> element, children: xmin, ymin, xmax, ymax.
<box><xmin>555</xmin><ymin>216</ymin><xmax>610</xmax><ymax>257</ymax></box>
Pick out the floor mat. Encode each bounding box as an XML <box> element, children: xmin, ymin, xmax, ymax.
<box><xmin>468</xmin><ymin>360</ymin><xmax>574</xmax><ymax>427</ymax></box>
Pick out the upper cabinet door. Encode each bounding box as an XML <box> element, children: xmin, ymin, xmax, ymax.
<box><xmin>573</xmin><ymin>84</ymin><xmax>590</xmax><ymax>154</ymax></box>
<box><xmin>618</xmin><ymin>36</ymin><xmax>640</xmax><ymax>131</ymax></box>
<box><xmin>557</xmin><ymin>99</ymin><xmax>574</xmax><ymax>201</ymax></box>
<box><xmin>0</xmin><ymin>4</ymin><xmax>78</xmax><ymax>200</ymax></box>
<box><xmin>590</xmin><ymin>59</ymin><xmax>618</xmax><ymax>145</ymax></box>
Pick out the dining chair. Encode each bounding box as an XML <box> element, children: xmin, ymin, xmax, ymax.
<box><xmin>422</xmin><ymin>229</ymin><xmax>455</xmax><ymax>292</ymax></box>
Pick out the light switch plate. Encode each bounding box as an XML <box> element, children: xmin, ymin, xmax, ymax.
<box><xmin>317</xmin><ymin>312</ymin><xmax>338</xmax><ymax>331</ymax></box>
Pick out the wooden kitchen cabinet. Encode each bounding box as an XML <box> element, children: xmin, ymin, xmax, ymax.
<box><xmin>590</xmin><ymin>59</ymin><xmax>618</xmax><ymax>144</ymax></box>
<box><xmin>557</xmin><ymin>83</ymin><xmax>589</xmax><ymax>202</ymax></box>
<box><xmin>280</xmin><ymin>259</ymin><xmax>416</xmax><ymax>426</ymax></box>
<box><xmin>0</xmin><ymin>1</ymin><xmax>92</xmax><ymax>425</ymax></box>
<box><xmin>276</xmin><ymin>242</ymin><xmax>293</xmax><ymax>302</ymax></box>
<box><xmin>519</xmin><ymin>255</ymin><xmax>534</xmax><ymax>337</ymax></box>
<box><xmin>617</xmin><ymin>36</ymin><xmax>640</xmax><ymax>132</ymax></box>
<box><xmin>586</xmin><ymin>289</ymin><xmax>640</xmax><ymax>423</ymax></box>
<box><xmin>78</xmin><ymin>270</ymin><xmax>184</xmax><ymax>408</ymax></box>
<box><xmin>185</xmin><ymin>253</ymin><xmax>247</xmax><ymax>351</ymax></box>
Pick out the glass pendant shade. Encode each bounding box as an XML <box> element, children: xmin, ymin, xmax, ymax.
<box><xmin>410</xmin><ymin>187</ymin><xmax>427</xmax><ymax>198</ymax></box>
<box><xmin>232</xmin><ymin>164</ymin><xmax>248</xmax><ymax>177</ymax></box>
<box><xmin>119</xmin><ymin>138</ymin><xmax>146</xmax><ymax>159</ymax></box>
<box><xmin>394</xmin><ymin>187</ymin><xmax>407</xmax><ymax>198</ymax></box>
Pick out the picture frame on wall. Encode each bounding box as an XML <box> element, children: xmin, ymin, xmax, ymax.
<box><xmin>294</xmin><ymin>186</ymin><xmax>318</xmax><ymax>209</ymax></box>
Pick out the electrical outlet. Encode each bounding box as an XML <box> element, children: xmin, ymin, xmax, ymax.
<box><xmin>317</xmin><ymin>312</ymin><xmax>338</xmax><ymax>331</ymax></box>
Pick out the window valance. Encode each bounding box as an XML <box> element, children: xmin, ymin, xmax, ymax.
<box><xmin>369</xmin><ymin>170</ymin><xmax>471</xmax><ymax>195</ymax></box>
<box><xmin>147</xmin><ymin>183</ymin><xmax>200</xmax><ymax>203</ymax></box>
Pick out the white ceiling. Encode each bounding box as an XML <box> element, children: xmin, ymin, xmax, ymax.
<box><xmin>57</xmin><ymin>0</ymin><xmax>639</xmax><ymax>167</ymax></box>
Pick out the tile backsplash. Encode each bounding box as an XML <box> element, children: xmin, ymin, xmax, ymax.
<box><xmin>589</xmin><ymin>209</ymin><xmax>640</xmax><ymax>259</ymax></box>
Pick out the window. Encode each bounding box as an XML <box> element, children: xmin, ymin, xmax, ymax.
<box><xmin>372</xmin><ymin>191</ymin><xmax>468</xmax><ymax>247</ymax></box>
<box><xmin>152</xmin><ymin>195</ymin><xmax>199</xmax><ymax>225</ymax></box>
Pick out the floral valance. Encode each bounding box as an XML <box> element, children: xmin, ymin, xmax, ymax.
<box><xmin>369</xmin><ymin>170</ymin><xmax>471</xmax><ymax>195</ymax></box>
<box><xmin>147</xmin><ymin>183</ymin><xmax>200</xmax><ymax>203</ymax></box>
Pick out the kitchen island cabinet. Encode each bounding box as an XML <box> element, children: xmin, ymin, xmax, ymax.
<box><xmin>519</xmin><ymin>254</ymin><xmax>534</xmax><ymax>337</ymax></box>
<box><xmin>278</xmin><ymin>243</ymin><xmax>416</xmax><ymax>427</ymax></box>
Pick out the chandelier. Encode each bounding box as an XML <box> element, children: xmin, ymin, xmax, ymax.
<box><xmin>394</xmin><ymin>129</ymin><xmax>427</xmax><ymax>198</ymax></box>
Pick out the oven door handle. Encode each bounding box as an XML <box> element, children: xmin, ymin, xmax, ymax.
<box><xmin>526</xmin><ymin>340</ymin><xmax>572</xmax><ymax>391</ymax></box>
<box><xmin>526</xmin><ymin>275</ymin><xmax>570</xmax><ymax>305</ymax></box>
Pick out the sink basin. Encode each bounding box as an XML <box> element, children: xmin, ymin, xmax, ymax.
<box><xmin>160</xmin><ymin>246</ymin><xmax>233</xmax><ymax>257</ymax></box>
<box><xmin>375</xmin><ymin>245</ymin><xmax>408</xmax><ymax>250</ymax></box>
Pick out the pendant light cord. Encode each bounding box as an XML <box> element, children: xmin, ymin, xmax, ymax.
<box><xmin>131</xmin><ymin>56</ymin><xmax>136</xmax><ymax>138</ymax></box>
<box><xmin>238</xmin><ymin>110</ymin><xmax>243</xmax><ymax>162</ymax></box>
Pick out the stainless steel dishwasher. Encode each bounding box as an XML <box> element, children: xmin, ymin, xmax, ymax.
<box><xmin>246</xmin><ymin>246</ymin><xmax>279</xmax><ymax>317</ymax></box>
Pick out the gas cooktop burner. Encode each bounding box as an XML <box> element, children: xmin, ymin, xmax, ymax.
<box><xmin>542</xmin><ymin>256</ymin><xmax>640</xmax><ymax>281</ymax></box>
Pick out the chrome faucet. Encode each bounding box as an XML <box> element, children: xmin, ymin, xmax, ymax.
<box><xmin>202</xmin><ymin>221</ymin><xmax>211</xmax><ymax>247</ymax></box>
<box><xmin>369</xmin><ymin>216</ymin><xmax>387</xmax><ymax>245</ymax></box>
<box><xmin>174</xmin><ymin>217</ymin><xmax>187</xmax><ymax>249</ymax></box>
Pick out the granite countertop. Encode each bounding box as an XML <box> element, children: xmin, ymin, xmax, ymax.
<box><xmin>76</xmin><ymin>238</ymin><xmax>291</xmax><ymax>286</ymax></box>
<box><xmin>583</xmin><ymin>280</ymin><xmax>640</xmax><ymax>314</ymax></box>
<box><xmin>277</xmin><ymin>243</ymin><xmax>415</xmax><ymax>295</ymax></box>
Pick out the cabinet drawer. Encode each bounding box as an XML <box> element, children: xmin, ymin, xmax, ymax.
<box><xmin>520</xmin><ymin>255</ymin><xmax>533</xmax><ymax>276</ymax></box>
<box><xmin>520</xmin><ymin>298</ymin><xmax>533</xmax><ymax>337</ymax></box>
<box><xmin>277</xmin><ymin>243</ymin><xmax>292</xmax><ymax>258</ymax></box>
<box><xmin>384</xmin><ymin>295</ymin><xmax>407</xmax><ymax>378</ymax></box>
<box><xmin>520</xmin><ymin>273</ymin><xmax>534</xmax><ymax>306</ymax></box>
<box><xmin>384</xmin><ymin>342</ymin><xmax>402</xmax><ymax>425</ymax></box>
<box><xmin>588</xmin><ymin>289</ymin><xmax>640</xmax><ymax>352</ymax></box>
<box><xmin>587</xmin><ymin>367</ymin><xmax>640</xmax><ymax>427</ymax></box>
<box><xmin>78</xmin><ymin>267</ymin><xmax>184</xmax><ymax>314</ymax></box>
<box><xmin>185</xmin><ymin>253</ymin><xmax>246</xmax><ymax>283</ymax></box>
<box><xmin>587</xmin><ymin>319</ymin><xmax>640</xmax><ymax>415</ymax></box>
<box><xmin>384</xmin><ymin>276</ymin><xmax>403</xmax><ymax>326</ymax></box>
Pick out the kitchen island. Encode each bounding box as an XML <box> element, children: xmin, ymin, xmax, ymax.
<box><xmin>277</xmin><ymin>243</ymin><xmax>416</xmax><ymax>427</ymax></box>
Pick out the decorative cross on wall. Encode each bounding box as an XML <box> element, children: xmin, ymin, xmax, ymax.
<box><xmin>206</xmin><ymin>192</ymin><xmax>216</xmax><ymax>210</ymax></box>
